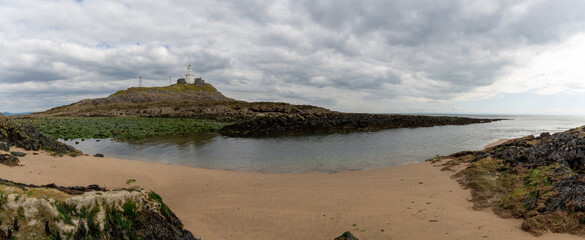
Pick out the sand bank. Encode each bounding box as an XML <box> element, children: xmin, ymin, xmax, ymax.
<box><xmin>484</xmin><ymin>139</ymin><xmax>511</xmax><ymax>149</ymax></box>
<box><xmin>0</xmin><ymin>148</ymin><xmax>580</xmax><ymax>239</ymax></box>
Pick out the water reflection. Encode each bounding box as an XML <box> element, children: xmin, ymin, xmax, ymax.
<box><xmin>62</xmin><ymin>115</ymin><xmax>585</xmax><ymax>173</ymax></box>
<box><xmin>124</xmin><ymin>132</ymin><xmax>219</xmax><ymax>146</ymax></box>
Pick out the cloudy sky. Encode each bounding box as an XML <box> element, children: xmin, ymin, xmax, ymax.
<box><xmin>2</xmin><ymin>0</ymin><xmax>585</xmax><ymax>115</ymax></box>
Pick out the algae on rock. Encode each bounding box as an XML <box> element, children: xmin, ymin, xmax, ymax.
<box><xmin>0</xmin><ymin>113</ymin><xmax>81</xmax><ymax>156</ymax></box>
<box><xmin>431</xmin><ymin>127</ymin><xmax>585</xmax><ymax>236</ymax></box>
<box><xmin>0</xmin><ymin>184</ymin><xmax>196</xmax><ymax>240</ymax></box>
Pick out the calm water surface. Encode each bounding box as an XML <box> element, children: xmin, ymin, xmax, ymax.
<box><xmin>61</xmin><ymin>115</ymin><xmax>585</xmax><ymax>173</ymax></box>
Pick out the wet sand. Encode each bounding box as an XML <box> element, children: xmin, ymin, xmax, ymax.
<box><xmin>0</xmin><ymin>148</ymin><xmax>580</xmax><ymax>239</ymax></box>
<box><xmin>484</xmin><ymin>139</ymin><xmax>512</xmax><ymax>149</ymax></box>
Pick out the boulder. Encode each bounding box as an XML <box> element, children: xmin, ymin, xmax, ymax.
<box><xmin>0</xmin><ymin>154</ymin><xmax>19</xmax><ymax>166</ymax></box>
<box><xmin>334</xmin><ymin>231</ymin><xmax>359</xmax><ymax>240</ymax></box>
<box><xmin>10</xmin><ymin>151</ymin><xmax>25</xmax><ymax>157</ymax></box>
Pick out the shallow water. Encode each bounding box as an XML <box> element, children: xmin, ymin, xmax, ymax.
<box><xmin>62</xmin><ymin>115</ymin><xmax>585</xmax><ymax>173</ymax></box>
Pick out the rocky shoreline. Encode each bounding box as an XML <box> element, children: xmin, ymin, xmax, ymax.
<box><xmin>220</xmin><ymin>112</ymin><xmax>502</xmax><ymax>137</ymax></box>
<box><xmin>430</xmin><ymin>126</ymin><xmax>585</xmax><ymax>236</ymax></box>
<box><xmin>0</xmin><ymin>113</ymin><xmax>80</xmax><ymax>156</ymax></box>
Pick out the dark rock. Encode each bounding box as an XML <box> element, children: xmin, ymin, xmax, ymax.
<box><xmin>0</xmin><ymin>142</ymin><xmax>8</xmax><ymax>152</ymax></box>
<box><xmin>13</xmin><ymin>218</ymin><xmax>18</xmax><ymax>231</ymax></box>
<box><xmin>0</xmin><ymin>178</ymin><xmax>105</xmax><ymax>195</ymax></box>
<box><xmin>76</xmin><ymin>218</ymin><xmax>86</xmax><ymax>239</ymax></box>
<box><xmin>546</xmin><ymin>175</ymin><xmax>585</xmax><ymax>213</ymax></box>
<box><xmin>0</xmin><ymin>154</ymin><xmax>19</xmax><ymax>166</ymax></box>
<box><xmin>44</xmin><ymin>220</ymin><xmax>50</xmax><ymax>236</ymax></box>
<box><xmin>0</xmin><ymin>114</ymin><xmax>82</xmax><ymax>156</ymax></box>
<box><xmin>87</xmin><ymin>184</ymin><xmax>102</xmax><ymax>191</ymax></box>
<box><xmin>10</xmin><ymin>151</ymin><xmax>26</xmax><ymax>157</ymax></box>
<box><xmin>524</xmin><ymin>190</ymin><xmax>539</xmax><ymax>211</ymax></box>
<box><xmin>94</xmin><ymin>153</ymin><xmax>104</xmax><ymax>158</ymax></box>
<box><xmin>135</xmin><ymin>208</ymin><xmax>196</xmax><ymax>240</ymax></box>
<box><xmin>0</xmin><ymin>229</ymin><xmax>7</xmax><ymax>240</ymax></box>
<box><xmin>334</xmin><ymin>231</ymin><xmax>359</xmax><ymax>240</ymax></box>
<box><xmin>220</xmin><ymin>113</ymin><xmax>503</xmax><ymax>137</ymax></box>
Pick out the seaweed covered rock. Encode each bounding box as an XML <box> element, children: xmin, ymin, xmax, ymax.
<box><xmin>220</xmin><ymin>113</ymin><xmax>501</xmax><ymax>137</ymax></box>
<box><xmin>334</xmin><ymin>231</ymin><xmax>359</xmax><ymax>240</ymax></box>
<box><xmin>0</xmin><ymin>182</ymin><xmax>196</xmax><ymax>240</ymax></box>
<box><xmin>432</xmin><ymin>126</ymin><xmax>585</xmax><ymax>236</ymax></box>
<box><xmin>0</xmin><ymin>113</ymin><xmax>81</xmax><ymax>156</ymax></box>
<box><xmin>0</xmin><ymin>154</ymin><xmax>19</xmax><ymax>166</ymax></box>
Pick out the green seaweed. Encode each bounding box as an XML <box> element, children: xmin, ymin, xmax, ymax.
<box><xmin>149</xmin><ymin>191</ymin><xmax>177</xmax><ymax>219</ymax></box>
<box><xmin>13</xmin><ymin>117</ymin><xmax>230</xmax><ymax>140</ymax></box>
<box><xmin>56</xmin><ymin>202</ymin><xmax>75</xmax><ymax>225</ymax></box>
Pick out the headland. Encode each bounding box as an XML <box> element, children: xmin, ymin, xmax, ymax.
<box><xmin>23</xmin><ymin>82</ymin><xmax>502</xmax><ymax>138</ymax></box>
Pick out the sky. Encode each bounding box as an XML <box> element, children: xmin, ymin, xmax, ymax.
<box><xmin>2</xmin><ymin>0</ymin><xmax>585</xmax><ymax>115</ymax></box>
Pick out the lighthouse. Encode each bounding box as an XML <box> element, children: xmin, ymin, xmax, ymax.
<box><xmin>185</xmin><ymin>65</ymin><xmax>195</xmax><ymax>84</ymax></box>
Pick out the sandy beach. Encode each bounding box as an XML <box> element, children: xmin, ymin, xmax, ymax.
<box><xmin>0</xmin><ymin>148</ymin><xmax>581</xmax><ymax>240</ymax></box>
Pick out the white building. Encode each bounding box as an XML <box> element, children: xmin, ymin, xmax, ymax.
<box><xmin>185</xmin><ymin>64</ymin><xmax>195</xmax><ymax>84</ymax></box>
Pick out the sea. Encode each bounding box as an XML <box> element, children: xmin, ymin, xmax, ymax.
<box><xmin>60</xmin><ymin>115</ymin><xmax>585</xmax><ymax>173</ymax></box>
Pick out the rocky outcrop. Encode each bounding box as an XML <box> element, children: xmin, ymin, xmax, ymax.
<box><xmin>334</xmin><ymin>231</ymin><xmax>359</xmax><ymax>240</ymax></box>
<box><xmin>220</xmin><ymin>112</ymin><xmax>501</xmax><ymax>137</ymax></box>
<box><xmin>0</xmin><ymin>182</ymin><xmax>196</xmax><ymax>240</ymax></box>
<box><xmin>0</xmin><ymin>154</ymin><xmax>19</xmax><ymax>166</ymax></box>
<box><xmin>431</xmin><ymin>126</ymin><xmax>585</xmax><ymax>236</ymax></box>
<box><xmin>0</xmin><ymin>113</ymin><xmax>81</xmax><ymax>156</ymax></box>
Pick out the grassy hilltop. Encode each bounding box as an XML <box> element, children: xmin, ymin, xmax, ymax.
<box><xmin>111</xmin><ymin>83</ymin><xmax>219</xmax><ymax>96</ymax></box>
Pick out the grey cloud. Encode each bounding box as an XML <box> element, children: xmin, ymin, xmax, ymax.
<box><xmin>2</xmin><ymin>0</ymin><xmax>585</xmax><ymax>113</ymax></box>
<box><xmin>4</xmin><ymin>69</ymin><xmax>66</xmax><ymax>83</ymax></box>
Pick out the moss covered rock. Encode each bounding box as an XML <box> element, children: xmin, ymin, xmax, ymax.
<box><xmin>0</xmin><ymin>113</ymin><xmax>81</xmax><ymax>156</ymax></box>
<box><xmin>0</xmin><ymin>183</ymin><xmax>196</xmax><ymax>240</ymax></box>
<box><xmin>431</xmin><ymin>127</ymin><xmax>585</xmax><ymax>236</ymax></box>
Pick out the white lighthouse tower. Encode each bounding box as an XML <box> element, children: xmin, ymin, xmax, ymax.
<box><xmin>185</xmin><ymin>64</ymin><xmax>195</xmax><ymax>84</ymax></box>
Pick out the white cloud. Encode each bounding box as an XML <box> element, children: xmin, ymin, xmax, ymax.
<box><xmin>2</xmin><ymin>0</ymin><xmax>585</xmax><ymax>114</ymax></box>
<box><xmin>457</xmin><ymin>33</ymin><xmax>585</xmax><ymax>102</ymax></box>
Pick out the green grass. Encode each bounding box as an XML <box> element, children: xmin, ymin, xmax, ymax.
<box><xmin>13</xmin><ymin>117</ymin><xmax>231</xmax><ymax>140</ymax></box>
<box><xmin>111</xmin><ymin>83</ymin><xmax>218</xmax><ymax>96</ymax></box>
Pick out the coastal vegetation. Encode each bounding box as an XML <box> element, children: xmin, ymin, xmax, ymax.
<box><xmin>12</xmin><ymin>117</ymin><xmax>229</xmax><ymax>140</ymax></box>
<box><xmin>0</xmin><ymin>113</ymin><xmax>81</xmax><ymax>156</ymax></box>
<box><xmin>0</xmin><ymin>180</ymin><xmax>195</xmax><ymax>239</ymax></box>
<box><xmin>111</xmin><ymin>83</ymin><xmax>219</xmax><ymax>96</ymax></box>
<box><xmin>429</xmin><ymin>127</ymin><xmax>585</xmax><ymax>236</ymax></box>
